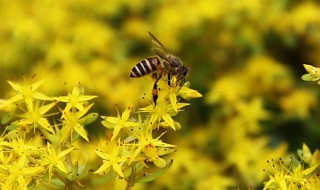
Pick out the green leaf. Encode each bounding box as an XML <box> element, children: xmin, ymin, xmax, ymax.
<box><xmin>297</xmin><ymin>149</ymin><xmax>303</xmax><ymax>158</ymax></box>
<box><xmin>135</xmin><ymin>160</ymin><xmax>173</xmax><ymax>183</ymax></box>
<box><xmin>47</xmin><ymin>178</ymin><xmax>65</xmax><ymax>187</ymax></box>
<box><xmin>135</xmin><ymin>162</ymin><xmax>145</xmax><ymax>174</ymax></box>
<box><xmin>81</xmin><ymin>113</ymin><xmax>99</xmax><ymax>125</ymax></box>
<box><xmin>6</xmin><ymin>124</ymin><xmax>18</xmax><ymax>131</ymax></box>
<box><xmin>1</xmin><ymin>113</ymin><xmax>14</xmax><ymax>125</ymax></box>
<box><xmin>77</xmin><ymin>163</ymin><xmax>88</xmax><ymax>179</ymax></box>
<box><xmin>71</xmin><ymin>132</ymin><xmax>81</xmax><ymax>143</ymax></box>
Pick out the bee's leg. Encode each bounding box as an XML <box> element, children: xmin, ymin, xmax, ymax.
<box><xmin>152</xmin><ymin>83</ymin><xmax>158</xmax><ymax>105</ymax></box>
<box><xmin>167</xmin><ymin>73</ymin><xmax>171</xmax><ymax>87</ymax></box>
<box><xmin>152</xmin><ymin>73</ymin><xmax>162</xmax><ymax>105</ymax></box>
<box><xmin>177</xmin><ymin>77</ymin><xmax>185</xmax><ymax>91</ymax></box>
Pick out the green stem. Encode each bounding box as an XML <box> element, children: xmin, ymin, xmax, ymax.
<box><xmin>125</xmin><ymin>168</ymin><xmax>135</xmax><ymax>190</ymax></box>
<box><xmin>53</xmin><ymin>170</ymin><xmax>71</xmax><ymax>187</ymax></box>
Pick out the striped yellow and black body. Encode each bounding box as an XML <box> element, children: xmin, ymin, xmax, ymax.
<box><xmin>130</xmin><ymin>32</ymin><xmax>190</xmax><ymax>105</ymax></box>
<box><xmin>130</xmin><ymin>57</ymin><xmax>162</xmax><ymax>78</ymax></box>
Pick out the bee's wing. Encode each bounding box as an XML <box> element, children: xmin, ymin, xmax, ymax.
<box><xmin>148</xmin><ymin>32</ymin><xmax>178</xmax><ymax>67</ymax></box>
<box><xmin>148</xmin><ymin>31</ymin><xmax>168</xmax><ymax>52</ymax></box>
<box><xmin>151</xmin><ymin>47</ymin><xmax>172</xmax><ymax>64</ymax></box>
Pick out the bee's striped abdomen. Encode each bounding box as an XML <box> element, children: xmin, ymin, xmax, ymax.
<box><xmin>130</xmin><ymin>57</ymin><xmax>161</xmax><ymax>78</ymax></box>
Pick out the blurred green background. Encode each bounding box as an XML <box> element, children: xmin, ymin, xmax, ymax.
<box><xmin>1</xmin><ymin>0</ymin><xmax>320</xmax><ymax>189</ymax></box>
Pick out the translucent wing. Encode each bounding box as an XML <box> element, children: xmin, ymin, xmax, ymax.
<box><xmin>152</xmin><ymin>47</ymin><xmax>173</xmax><ymax>64</ymax></box>
<box><xmin>148</xmin><ymin>31</ymin><xmax>168</xmax><ymax>52</ymax></box>
<box><xmin>148</xmin><ymin>32</ymin><xmax>178</xmax><ymax>67</ymax></box>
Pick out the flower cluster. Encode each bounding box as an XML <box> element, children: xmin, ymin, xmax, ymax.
<box><xmin>0</xmin><ymin>74</ymin><xmax>201</xmax><ymax>189</ymax></box>
<box><xmin>0</xmin><ymin>79</ymin><xmax>97</xmax><ymax>189</ymax></box>
<box><xmin>96</xmin><ymin>75</ymin><xmax>202</xmax><ymax>189</ymax></box>
<box><xmin>263</xmin><ymin>144</ymin><xmax>320</xmax><ymax>190</ymax></box>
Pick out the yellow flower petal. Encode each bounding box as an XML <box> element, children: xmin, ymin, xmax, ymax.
<box><xmin>95</xmin><ymin>162</ymin><xmax>111</xmax><ymax>174</ymax></box>
<box><xmin>179</xmin><ymin>87</ymin><xmax>203</xmax><ymax>100</ymax></box>
<box><xmin>95</xmin><ymin>150</ymin><xmax>109</xmax><ymax>159</ymax></box>
<box><xmin>169</xmin><ymin>92</ymin><xmax>178</xmax><ymax>112</ymax></box>
<box><xmin>102</xmin><ymin>116</ymin><xmax>118</xmax><ymax>126</ymax></box>
<box><xmin>112</xmin><ymin>163</ymin><xmax>124</xmax><ymax>178</ymax></box>
<box><xmin>162</xmin><ymin>113</ymin><xmax>175</xmax><ymax>130</ymax></box>
<box><xmin>122</xmin><ymin>106</ymin><xmax>132</xmax><ymax>121</ymax></box>
<box><xmin>111</xmin><ymin>125</ymin><xmax>122</xmax><ymax>141</ymax></box>
<box><xmin>57</xmin><ymin>161</ymin><xmax>68</xmax><ymax>174</ymax></box>
<box><xmin>58</xmin><ymin>147</ymin><xmax>75</xmax><ymax>158</ymax></box>
<box><xmin>303</xmin><ymin>64</ymin><xmax>319</xmax><ymax>75</ymax></box>
<box><xmin>73</xmin><ymin>123</ymin><xmax>89</xmax><ymax>141</ymax></box>
<box><xmin>38</xmin><ymin>118</ymin><xmax>55</xmax><ymax>133</ymax></box>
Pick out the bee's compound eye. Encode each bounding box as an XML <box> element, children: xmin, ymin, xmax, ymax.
<box><xmin>182</xmin><ymin>68</ymin><xmax>188</xmax><ymax>76</ymax></box>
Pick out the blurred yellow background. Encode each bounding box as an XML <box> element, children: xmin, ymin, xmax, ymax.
<box><xmin>1</xmin><ymin>0</ymin><xmax>320</xmax><ymax>189</ymax></box>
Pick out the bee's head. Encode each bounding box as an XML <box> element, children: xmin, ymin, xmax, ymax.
<box><xmin>174</xmin><ymin>66</ymin><xmax>190</xmax><ymax>88</ymax></box>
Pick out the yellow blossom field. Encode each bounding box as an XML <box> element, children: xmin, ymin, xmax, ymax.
<box><xmin>1</xmin><ymin>0</ymin><xmax>320</xmax><ymax>190</ymax></box>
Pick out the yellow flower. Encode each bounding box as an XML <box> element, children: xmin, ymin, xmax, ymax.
<box><xmin>263</xmin><ymin>158</ymin><xmax>291</xmax><ymax>190</ymax></box>
<box><xmin>287</xmin><ymin>164</ymin><xmax>318</xmax><ymax>188</ymax></box>
<box><xmin>101</xmin><ymin>106</ymin><xmax>140</xmax><ymax>141</ymax></box>
<box><xmin>60</xmin><ymin>104</ymin><xmax>94</xmax><ymax>142</ymax></box>
<box><xmin>95</xmin><ymin>140</ymin><xmax>127</xmax><ymax>178</ymax></box>
<box><xmin>129</xmin><ymin>124</ymin><xmax>175</xmax><ymax>168</ymax></box>
<box><xmin>244</xmin><ymin>56</ymin><xmax>293</xmax><ymax>95</ymax></box>
<box><xmin>301</xmin><ymin>64</ymin><xmax>320</xmax><ymax>84</ymax></box>
<box><xmin>1</xmin><ymin>155</ymin><xmax>44</xmax><ymax>190</ymax></box>
<box><xmin>41</xmin><ymin>142</ymin><xmax>75</xmax><ymax>182</ymax></box>
<box><xmin>226</xmin><ymin>137</ymin><xmax>287</xmax><ymax>185</ymax></box>
<box><xmin>139</xmin><ymin>101</ymin><xmax>189</xmax><ymax>130</ymax></box>
<box><xmin>264</xmin><ymin>144</ymin><xmax>320</xmax><ymax>190</ymax></box>
<box><xmin>13</xmin><ymin>101</ymin><xmax>56</xmax><ymax>134</ymax></box>
<box><xmin>280</xmin><ymin>89</ymin><xmax>317</xmax><ymax>118</ymax></box>
<box><xmin>290</xmin><ymin>2</ymin><xmax>320</xmax><ymax>34</ymax></box>
<box><xmin>1</xmin><ymin>135</ymin><xmax>39</xmax><ymax>158</ymax></box>
<box><xmin>7</xmin><ymin>79</ymin><xmax>52</xmax><ymax>110</ymax></box>
<box><xmin>54</xmin><ymin>84</ymin><xmax>97</xmax><ymax>116</ymax></box>
<box><xmin>234</xmin><ymin>98</ymin><xmax>270</xmax><ymax>133</ymax></box>
<box><xmin>297</xmin><ymin>144</ymin><xmax>320</xmax><ymax>172</ymax></box>
<box><xmin>157</xmin><ymin>79</ymin><xmax>202</xmax><ymax>112</ymax></box>
<box><xmin>195</xmin><ymin>173</ymin><xmax>236</xmax><ymax>190</ymax></box>
<box><xmin>206</xmin><ymin>75</ymin><xmax>247</xmax><ymax>105</ymax></box>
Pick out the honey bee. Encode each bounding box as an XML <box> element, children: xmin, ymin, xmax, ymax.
<box><xmin>130</xmin><ymin>32</ymin><xmax>189</xmax><ymax>104</ymax></box>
